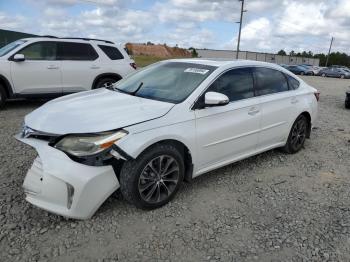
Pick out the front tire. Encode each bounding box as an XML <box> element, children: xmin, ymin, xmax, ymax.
<box><xmin>120</xmin><ymin>143</ymin><xmax>185</xmax><ymax>209</ymax></box>
<box><xmin>94</xmin><ymin>77</ymin><xmax>120</xmax><ymax>89</ymax></box>
<box><xmin>0</xmin><ymin>84</ymin><xmax>6</xmax><ymax>109</ymax></box>
<box><xmin>321</xmin><ymin>73</ymin><xmax>326</xmax><ymax>77</ymax></box>
<box><xmin>300</xmin><ymin>72</ymin><xmax>304</xmax><ymax>76</ymax></box>
<box><xmin>340</xmin><ymin>74</ymin><xmax>345</xmax><ymax>79</ymax></box>
<box><xmin>282</xmin><ymin>115</ymin><xmax>308</xmax><ymax>154</ymax></box>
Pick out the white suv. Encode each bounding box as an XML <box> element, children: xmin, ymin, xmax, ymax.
<box><xmin>17</xmin><ymin>59</ymin><xmax>319</xmax><ymax>219</ymax></box>
<box><xmin>0</xmin><ymin>37</ymin><xmax>136</xmax><ymax>108</ymax></box>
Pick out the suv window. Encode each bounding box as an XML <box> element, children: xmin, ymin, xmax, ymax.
<box><xmin>286</xmin><ymin>75</ymin><xmax>300</xmax><ymax>90</ymax></box>
<box><xmin>254</xmin><ymin>67</ymin><xmax>288</xmax><ymax>96</ymax></box>
<box><xmin>18</xmin><ymin>41</ymin><xmax>57</xmax><ymax>60</ymax></box>
<box><xmin>57</xmin><ymin>42</ymin><xmax>98</xmax><ymax>60</ymax></box>
<box><xmin>208</xmin><ymin>68</ymin><xmax>254</xmax><ymax>102</ymax></box>
<box><xmin>98</xmin><ymin>45</ymin><xmax>124</xmax><ymax>60</ymax></box>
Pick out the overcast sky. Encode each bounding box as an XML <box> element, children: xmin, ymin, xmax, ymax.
<box><xmin>0</xmin><ymin>0</ymin><xmax>349</xmax><ymax>54</ymax></box>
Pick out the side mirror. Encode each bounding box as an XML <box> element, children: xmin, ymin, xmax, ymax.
<box><xmin>13</xmin><ymin>54</ymin><xmax>25</xmax><ymax>62</ymax></box>
<box><xmin>205</xmin><ymin>91</ymin><xmax>229</xmax><ymax>107</ymax></box>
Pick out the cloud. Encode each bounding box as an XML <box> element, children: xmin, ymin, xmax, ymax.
<box><xmin>2</xmin><ymin>0</ymin><xmax>350</xmax><ymax>53</ymax></box>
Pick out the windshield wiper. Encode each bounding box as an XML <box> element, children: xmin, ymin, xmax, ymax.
<box><xmin>130</xmin><ymin>82</ymin><xmax>144</xmax><ymax>96</ymax></box>
<box><xmin>108</xmin><ymin>84</ymin><xmax>132</xmax><ymax>95</ymax></box>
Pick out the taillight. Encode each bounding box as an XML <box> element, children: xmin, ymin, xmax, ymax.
<box><xmin>130</xmin><ymin>62</ymin><xmax>137</xmax><ymax>70</ymax></box>
<box><xmin>314</xmin><ymin>92</ymin><xmax>320</xmax><ymax>101</ymax></box>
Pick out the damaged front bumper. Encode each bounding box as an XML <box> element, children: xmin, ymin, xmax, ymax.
<box><xmin>16</xmin><ymin>135</ymin><xmax>120</xmax><ymax>219</ymax></box>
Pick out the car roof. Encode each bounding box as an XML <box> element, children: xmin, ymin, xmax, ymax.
<box><xmin>165</xmin><ymin>58</ymin><xmax>286</xmax><ymax>69</ymax></box>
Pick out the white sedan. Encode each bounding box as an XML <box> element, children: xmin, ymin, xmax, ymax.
<box><xmin>17</xmin><ymin>59</ymin><xmax>319</xmax><ymax>219</ymax></box>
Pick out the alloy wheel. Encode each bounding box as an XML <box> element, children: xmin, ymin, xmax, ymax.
<box><xmin>290</xmin><ymin>118</ymin><xmax>307</xmax><ymax>149</ymax></box>
<box><xmin>138</xmin><ymin>155</ymin><xmax>180</xmax><ymax>204</ymax></box>
<box><xmin>102</xmin><ymin>81</ymin><xmax>114</xmax><ymax>88</ymax></box>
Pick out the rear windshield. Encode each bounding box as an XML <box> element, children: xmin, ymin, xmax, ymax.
<box><xmin>0</xmin><ymin>40</ymin><xmax>27</xmax><ymax>57</ymax></box>
<box><xmin>114</xmin><ymin>62</ymin><xmax>217</xmax><ymax>103</ymax></box>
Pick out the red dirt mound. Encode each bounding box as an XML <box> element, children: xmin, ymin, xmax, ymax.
<box><xmin>126</xmin><ymin>43</ymin><xmax>191</xmax><ymax>58</ymax></box>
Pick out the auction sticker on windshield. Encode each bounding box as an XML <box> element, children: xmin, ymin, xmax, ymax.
<box><xmin>184</xmin><ymin>68</ymin><xmax>210</xmax><ymax>75</ymax></box>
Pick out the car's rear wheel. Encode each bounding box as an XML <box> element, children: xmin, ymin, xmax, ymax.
<box><xmin>282</xmin><ymin>115</ymin><xmax>308</xmax><ymax>154</ymax></box>
<box><xmin>120</xmin><ymin>143</ymin><xmax>184</xmax><ymax>209</ymax></box>
<box><xmin>0</xmin><ymin>84</ymin><xmax>7</xmax><ymax>109</ymax></box>
<box><xmin>94</xmin><ymin>77</ymin><xmax>120</xmax><ymax>89</ymax></box>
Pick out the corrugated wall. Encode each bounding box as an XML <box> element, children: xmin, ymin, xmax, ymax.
<box><xmin>197</xmin><ymin>49</ymin><xmax>320</xmax><ymax>66</ymax></box>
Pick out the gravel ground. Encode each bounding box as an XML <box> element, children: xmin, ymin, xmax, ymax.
<box><xmin>0</xmin><ymin>76</ymin><xmax>349</xmax><ymax>262</ymax></box>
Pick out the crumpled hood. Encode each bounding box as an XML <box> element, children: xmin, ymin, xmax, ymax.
<box><xmin>25</xmin><ymin>88</ymin><xmax>174</xmax><ymax>135</ymax></box>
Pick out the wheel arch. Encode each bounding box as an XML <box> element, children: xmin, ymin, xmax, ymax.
<box><xmin>0</xmin><ymin>74</ymin><xmax>14</xmax><ymax>98</ymax></box>
<box><xmin>92</xmin><ymin>73</ymin><xmax>123</xmax><ymax>89</ymax></box>
<box><xmin>299</xmin><ymin>111</ymin><xmax>312</xmax><ymax>138</ymax></box>
<box><xmin>129</xmin><ymin>139</ymin><xmax>194</xmax><ymax>182</ymax></box>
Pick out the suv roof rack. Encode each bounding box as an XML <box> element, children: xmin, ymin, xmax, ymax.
<box><xmin>62</xmin><ymin>37</ymin><xmax>114</xmax><ymax>44</ymax></box>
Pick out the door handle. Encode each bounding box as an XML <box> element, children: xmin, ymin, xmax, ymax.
<box><xmin>90</xmin><ymin>65</ymin><xmax>100</xmax><ymax>69</ymax></box>
<box><xmin>291</xmin><ymin>97</ymin><xmax>299</xmax><ymax>104</ymax></box>
<box><xmin>248</xmin><ymin>107</ymin><xmax>259</xmax><ymax>116</ymax></box>
<box><xmin>47</xmin><ymin>65</ymin><xmax>59</xmax><ymax>69</ymax></box>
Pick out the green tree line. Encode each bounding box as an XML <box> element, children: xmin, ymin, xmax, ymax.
<box><xmin>277</xmin><ymin>49</ymin><xmax>350</xmax><ymax>67</ymax></box>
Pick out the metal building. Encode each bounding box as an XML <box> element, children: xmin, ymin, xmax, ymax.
<box><xmin>197</xmin><ymin>49</ymin><xmax>320</xmax><ymax>66</ymax></box>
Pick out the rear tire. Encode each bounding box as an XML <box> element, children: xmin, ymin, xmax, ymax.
<box><xmin>0</xmin><ymin>84</ymin><xmax>6</xmax><ymax>109</ymax></box>
<box><xmin>94</xmin><ymin>77</ymin><xmax>120</xmax><ymax>89</ymax></box>
<box><xmin>120</xmin><ymin>143</ymin><xmax>185</xmax><ymax>209</ymax></box>
<box><xmin>282</xmin><ymin>115</ymin><xmax>308</xmax><ymax>154</ymax></box>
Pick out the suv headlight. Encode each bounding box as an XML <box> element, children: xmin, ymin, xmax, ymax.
<box><xmin>54</xmin><ymin>130</ymin><xmax>128</xmax><ymax>157</ymax></box>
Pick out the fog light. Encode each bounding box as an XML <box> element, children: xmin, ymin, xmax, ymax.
<box><xmin>66</xmin><ymin>183</ymin><xmax>74</xmax><ymax>209</ymax></box>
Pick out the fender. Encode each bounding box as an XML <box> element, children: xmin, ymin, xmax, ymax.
<box><xmin>0</xmin><ymin>74</ymin><xmax>14</xmax><ymax>98</ymax></box>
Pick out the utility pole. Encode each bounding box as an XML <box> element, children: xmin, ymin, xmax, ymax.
<box><xmin>236</xmin><ymin>0</ymin><xmax>246</xmax><ymax>59</ymax></box>
<box><xmin>325</xmin><ymin>37</ymin><xmax>334</xmax><ymax>67</ymax></box>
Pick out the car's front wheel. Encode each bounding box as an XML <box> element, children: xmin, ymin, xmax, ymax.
<box><xmin>120</xmin><ymin>143</ymin><xmax>184</xmax><ymax>209</ymax></box>
<box><xmin>300</xmin><ymin>72</ymin><xmax>304</xmax><ymax>75</ymax></box>
<box><xmin>340</xmin><ymin>74</ymin><xmax>345</xmax><ymax>79</ymax></box>
<box><xmin>321</xmin><ymin>73</ymin><xmax>326</xmax><ymax>77</ymax></box>
<box><xmin>282</xmin><ymin>115</ymin><xmax>308</xmax><ymax>154</ymax></box>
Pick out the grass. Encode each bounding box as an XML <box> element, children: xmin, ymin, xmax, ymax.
<box><xmin>132</xmin><ymin>55</ymin><xmax>168</xmax><ymax>67</ymax></box>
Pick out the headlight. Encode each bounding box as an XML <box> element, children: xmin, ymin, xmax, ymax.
<box><xmin>54</xmin><ymin>130</ymin><xmax>128</xmax><ymax>157</ymax></box>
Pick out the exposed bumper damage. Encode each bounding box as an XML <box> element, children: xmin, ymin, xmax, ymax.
<box><xmin>16</xmin><ymin>135</ymin><xmax>120</xmax><ymax>219</ymax></box>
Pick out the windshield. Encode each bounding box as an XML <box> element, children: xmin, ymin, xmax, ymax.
<box><xmin>0</xmin><ymin>40</ymin><xmax>27</xmax><ymax>57</ymax></box>
<box><xmin>113</xmin><ymin>62</ymin><xmax>217</xmax><ymax>103</ymax></box>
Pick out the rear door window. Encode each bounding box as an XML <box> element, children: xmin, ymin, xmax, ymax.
<box><xmin>57</xmin><ymin>42</ymin><xmax>98</xmax><ymax>61</ymax></box>
<box><xmin>254</xmin><ymin>67</ymin><xmax>289</xmax><ymax>96</ymax></box>
<box><xmin>286</xmin><ymin>75</ymin><xmax>300</xmax><ymax>90</ymax></box>
<box><xmin>98</xmin><ymin>45</ymin><xmax>124</xmax><ymax>60</ymax></box>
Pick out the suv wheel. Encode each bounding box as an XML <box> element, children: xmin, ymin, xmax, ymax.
<box><xmin>0</xmin><ymin>84</ymin><xmax>6</xmax><ymax>109</ymax></box>
<box><xmin>282</xmin><ymin>115</ymin><xmax>308</xmax><ymax>154</ymax></box>
<box><xmin>120</xmin><ymin>143</ymin><xmax>184</xmax><ymax>209</ymax></box>
<box><xmin>94</xmin><ymin>77</ymin><xmax>120</xmax><ymax>89</ymax></box>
